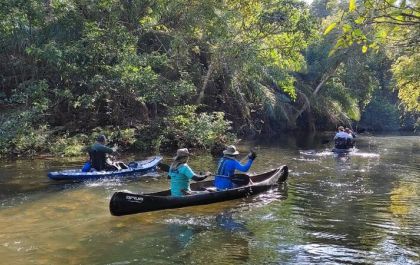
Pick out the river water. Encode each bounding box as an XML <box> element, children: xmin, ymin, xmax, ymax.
<box><xmin>0</xmin><ymin>133</ymin><xmax>419</xmax><ymax>265</ymax></box>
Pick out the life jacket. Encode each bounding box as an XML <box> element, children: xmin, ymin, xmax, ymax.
<box><xmin>215</xmin><ymin>157</ymin><xmax>234</xmax><ymax>189</ymax></box>
<box><xmin>217</xmin><ymin>157</ymin><xmax>235</xmax><ymax>176</ymax></box>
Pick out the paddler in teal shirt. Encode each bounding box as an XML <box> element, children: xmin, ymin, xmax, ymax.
<box><xmin>169</xmin><ymin>148</ymin><xmax>210</xmax><ymax>196</ymax></box>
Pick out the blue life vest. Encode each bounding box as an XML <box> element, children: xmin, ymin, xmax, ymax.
<box><xmin>81</xmin><ymin>161</ymin><xmax>91</xmax><ymax>172</ymax></box>
<box><xmin>214</xmin><ymin>157</ymin><xmax>253</xmax><ymax>190</ymax></box>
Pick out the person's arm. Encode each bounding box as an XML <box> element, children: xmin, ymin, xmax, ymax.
<box><xmin>96</xmin><ymin>144</ymin><xmax>114</xmax><ymax>154</ymax></box>
<box><xmin>233</xmin><ymin>152</ymin><xmax>256</xmax><ymax>172</ymax></box>
<box><xmin>192</xmin><ymin>175</ymin><xmax>208</xmax><ymax>181</ymax></box>
<box><xmin>233</xmin><ymin>160</ymin><xmax>252</xmax><ymax>172</ymax></box>
<box><xmin>181</xmin><ymin>165</ymin><xmax>209</xmax><ymax>181</ymax></box>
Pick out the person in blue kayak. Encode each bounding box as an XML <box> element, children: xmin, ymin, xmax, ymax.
<box><xmin>86</xmin><ymin>135</ymin><xmax>122</xmax><ymax>171</ymax></box>
<box><xmin>214</xmin><ymin>145</ymin><xmax>257</xmax><ymax>190</ymax></box>
<box><xmin>169</xmin><ymin>148</ymin><xmax>210</xmax><ymax>196</ymax></box>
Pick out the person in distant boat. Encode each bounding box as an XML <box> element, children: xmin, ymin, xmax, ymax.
<box><xmin>214</xmin><ymin>145</ymin><xmax>256</xmax><ymax>189</ymax></box>
<box><xmin>86</xmin><ymin>135</ymin><xmax>125</xmax><ymax>171</ymax></box>
<box><xmin>345</xmin><ymin>127</ymin><xmax>356</xmax><ymax>147</ymax></box>
<box><xmin>169</xmin><ymin>148</ymin><xmax>210</xmax><ymax>197</ymax></box>
<box><xmin>334</xmin><ymin>126</ymin><xmax>351</xmax><ymax>149</ymax></box>
<box><xmin>345</xmin><ymin>128</ymin><xmax>356</xmax><ymax>138</ymax></box>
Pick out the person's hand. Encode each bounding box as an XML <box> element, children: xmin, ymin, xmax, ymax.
<box><xmin>199</xmin><ymin>171</ymin><xmax>212</xmax><ymax>178</ymax></box>
<box><xmin>248</xmin><ymin>151</ymin><xmax>257</xmax><ymax>160</ymax></box>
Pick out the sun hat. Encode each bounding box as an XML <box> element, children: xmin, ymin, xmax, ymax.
<box><xmin>174</xmin><ymin>148</ymin><xmax>190</xmax><ymax>160</ymax></box>
<box><xmin>338</xmin><ymin>126</ymin><xmax>344</xmax><ymax>131</ymax></box>
<box><xmin>223</xmin><ymin>145</ymin><xmax>239</xmax><ymax>156</ymax></box>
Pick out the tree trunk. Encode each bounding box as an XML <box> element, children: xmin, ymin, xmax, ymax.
<box><xmin>290</xmin><ymin>62</ymin><xmax>342</xmax><ymax>127</ymax></box>
<box><xmin>292</xmin><ymin>72</ymin><xmax>331</xmax><ymax>122</ymax></box>
<box><xmin>44</xmin><ymin>0</ymin><xmax>53</xmax><ymax>22</ymax></box>
<box><xmin>196</xmin><ymin>61</ymin><xmax>215</xmax><ymax>105</ymax></box>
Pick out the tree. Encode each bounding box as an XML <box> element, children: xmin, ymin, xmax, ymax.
<box><xmin>325</xmin><ymin>0</ymin><xmax>420</xmax><ymax>112</ymax></box>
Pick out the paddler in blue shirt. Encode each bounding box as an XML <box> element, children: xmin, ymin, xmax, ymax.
<box><xmin>169</xmin><ymin>148</ymin><xmax>210</xmax><ymax>196</ymax></box>
<box><xmin>214</xmin><ymin>145</ymin><xmax>257</xmax><ymax>189</ymax></box>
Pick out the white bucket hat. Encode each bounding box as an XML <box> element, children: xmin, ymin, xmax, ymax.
<box><xmin>223</xmin><ymin>145</ymin><xmax>239</xmax><ymax>156</ymax></box>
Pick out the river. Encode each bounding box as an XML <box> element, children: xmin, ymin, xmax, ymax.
<box><xmin>0</xmin><ymin>133</ymin><xmax>419</xmax><ymax>264</ymax></box>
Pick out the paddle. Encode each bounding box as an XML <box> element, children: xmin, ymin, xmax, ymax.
<box><xmin>231</xmin><ymin>174</ymin><xmax>251</xmax><ymax>186</ymax></box>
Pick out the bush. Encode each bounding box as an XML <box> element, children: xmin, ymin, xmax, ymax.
<box><xmin>162</xmin><ymin>106</ymin><xmax>236</xmax><ymax>150</ymax></box>
<box><xmin>0</xmin><ymin>105</ymin><xmax>236</xmax><ymax>157</ymax></box>
<box><xmin>48</xmin><ymin>134</ymin><xmax>89</xmax><ymax>157</ymax></box>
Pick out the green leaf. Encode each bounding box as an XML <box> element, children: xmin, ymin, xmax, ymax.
<box><xmin>343</xmin><ymin>24</ymin><xmax>352</xmax><ymax>33</ymax></box>
<box><xmin>349</xmin><ymin>0</ymin><xmax>356</xmax><ymax>12</ymax></box>
<box><xmin>362</xmin><ymin>45</ymin><xmax>368</xmax><ymax>53</ymax></box>
<box><xmin>352</xmin><ymin>29</ymin><xmax>363</xmax><ymax>37</ymax></box>
<box><xmin>324</xmin><ymin>22</ymin><xmax>337</xmax><ymax>35</ymax></box>
<box><xmin>354</xmin><ymin>17</ymin><xmax>364</xmax><ymax>24</ymax></box>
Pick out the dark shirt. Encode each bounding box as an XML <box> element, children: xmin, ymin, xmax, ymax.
<box><xmin>87</xmin><ymin>143</ymin><xmax>114</xmax><ymax>171</ymax></box>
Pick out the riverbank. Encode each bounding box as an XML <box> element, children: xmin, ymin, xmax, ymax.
<box><xmin>1</xmin><ymin>123</ymin><xmax>417</xmax><ymax>159</ymax></box>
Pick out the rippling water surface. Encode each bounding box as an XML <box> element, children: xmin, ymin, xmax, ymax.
<box><xmin>0</xmin><ymin>133</ymin><xmax>419</xmax><ymax>264</ymax></box>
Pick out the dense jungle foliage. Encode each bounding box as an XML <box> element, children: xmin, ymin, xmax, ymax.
<box><xmin>0</xmin><ymin>0</ymin><xmax>418</xmax><ymax>157</ymax></box>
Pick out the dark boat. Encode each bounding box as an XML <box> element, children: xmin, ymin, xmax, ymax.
<box><xmin>109</xmin><ymin>165</ymin><xmax>288</xmax><ymax>216</ymax></box>
<box><xmin>48</xmin><ymin>156</ymin><xmax>162</xmax><ymax>181</ymax></box>
<box><xmin>332</xmin><ymin>147</ymin><xmax>355</xmax><ymax>154</ymax></box>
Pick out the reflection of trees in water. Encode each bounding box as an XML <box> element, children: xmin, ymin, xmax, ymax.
<box><xmin>389</xmin><ymin>182</ymin><xmax>420</xmax><ymax>253</ymax></box>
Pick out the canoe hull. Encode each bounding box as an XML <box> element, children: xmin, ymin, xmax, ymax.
<box><xmin>110</xmin><ymin>165</ymin><xmax>288</xmax><ymax>216</ymax></box>
<box><xmin>48</xmin><ymin>156</ymin><xmax>163</xmax><ymax>181</ymax></box>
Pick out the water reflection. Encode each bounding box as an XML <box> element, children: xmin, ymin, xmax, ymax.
<box><xmin>167</xmin><ymin>223</ymin><xmax>204</xmax><ymax>249</ymax></box>
<box><xmin>216</xmin><ymin>212</ymin><xmax>250</xmax><ymax>234</ymax></box>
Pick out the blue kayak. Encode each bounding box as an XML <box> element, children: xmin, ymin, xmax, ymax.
<box><xmin>48</xmin><ymin>156</ymin><xmax>163</xmax><ymax>181</ymax></box>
